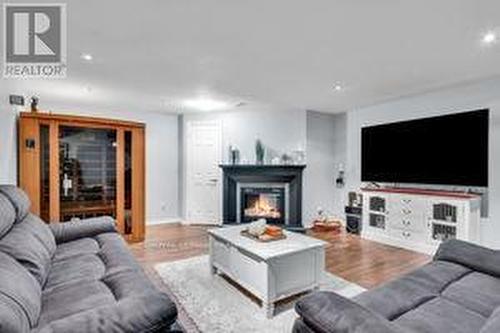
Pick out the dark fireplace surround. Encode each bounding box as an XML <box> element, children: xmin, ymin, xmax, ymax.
<box><xmin>220</xmin><ymin>165</ymin><xmax>306</xmax><ymax>229</ymax></box>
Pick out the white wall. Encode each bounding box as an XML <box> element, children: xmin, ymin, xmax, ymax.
<box><xmin>0</xmin><ymin>105</ymin><xmax>18</xmax><ymax>184</ymax></box>
<box><xmin>0</xmin><ymin>89</ymin><xmax>179</xmax><ymax>224</ymax></box>
<box><xmin>303</xmin><ymin>111</ymin><xmax>346</xmax><ymax>227</ymax></box>
<box><xmin>331</xmin><ymin>113</ymin><xmax>347</xmax><ymax>219</ymax></box>
<box><xmin>180</xmin><ymin>106</ymin><xmax>308</xmax><ymax>219</ymax></box>
<box><xmin>346</xmin><ymin>77</ymin><xmax>500</xmax><ymax>248</ymax></box>
<box><xmin>182</xmin><ymin>106</ymin><xmax>307</xmax><ymax>163</ymax></box>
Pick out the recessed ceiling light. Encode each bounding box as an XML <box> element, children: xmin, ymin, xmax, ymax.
<box><xmin>80</xmin><ymin>53</ymin><xmax>93</xmax><ymax>61</ymax></box>
<box><xmin>333</xmin><ymin>84</ymin><xmax>343</xmax><ymax>91</ymax></box>
<box><xmin>183</xmin><ymin>98</ymin><xmax>229</xmax><ymax>111</ymax></box>
<box><xmin>481</xmin><ymin>31</ymin><xmax>497</xmax><ymax>45</ymax></box>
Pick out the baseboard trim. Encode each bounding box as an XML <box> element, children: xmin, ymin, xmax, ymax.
<box><xmin>146</xmin><ymin>218</ymin><xmax>182</xmax><ymax>226</ymax></box>
<box><xmin>181</xmin><ymin>219</ymin><xmax>222</xmax><ymax>226</ymax></box>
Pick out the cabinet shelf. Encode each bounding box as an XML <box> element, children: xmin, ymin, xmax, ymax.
<box><xmin>368</xmin><ymin>211</ymin><xmax>386</xmax><ymax>216</ymax></box>
<box><xmin>429</xmin><ymin>220</ymin><xmax>457</xmax><ymax>227</ymax></box>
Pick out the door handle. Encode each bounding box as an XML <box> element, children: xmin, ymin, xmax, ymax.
<box><xmin>208</xmin><ymin>179</ymin><xmax>219</xmax><ymax>182</ymax></box>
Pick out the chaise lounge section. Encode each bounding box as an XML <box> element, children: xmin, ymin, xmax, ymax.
<box><xmin>294</xmin><ymin>239</ymin><xmax>500</xmax><ymax>333</ymax></box>
<box><xmin>0</xmin><ymin>185</ymin><xmax>180</xmax><ymax>332</ymax></box>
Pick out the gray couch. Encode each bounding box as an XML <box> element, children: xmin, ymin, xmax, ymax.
<box><xmin>294</xmin><ymin>239</ymin><xmax>500</xmax><ymax>333</ymax></box>
<box><xmin>0</xmin><ymin>185</ymin><xmax>179</xmax><ymax>332</ymax></box>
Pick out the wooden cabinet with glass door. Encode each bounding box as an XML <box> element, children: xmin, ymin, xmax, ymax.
<box><xmin>18</xmin><ymin>112</ymin><xmax>145</xmax><ymax>242</ymax></box>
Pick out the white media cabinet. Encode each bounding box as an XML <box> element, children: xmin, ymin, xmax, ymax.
<box><xmin>361</xmin><ymin>188</ymin><xmax>481</xmax><ymax>254</ymax></box>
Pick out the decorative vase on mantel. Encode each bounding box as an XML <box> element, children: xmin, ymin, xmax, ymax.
<box><xmin>255</xmin><ymin>139</ymin><xmax>265</xmax><ymax>165</ymax></box>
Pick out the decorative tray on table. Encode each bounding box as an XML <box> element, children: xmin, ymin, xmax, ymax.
<box><xmin>240</xmin><ymin>229</ymin><xmax>287</xmax><ymax>242</ymax></box>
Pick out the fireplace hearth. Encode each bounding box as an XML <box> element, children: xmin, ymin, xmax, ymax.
<box><xmin>220</xmin><ymin>164</ymin><xmax>305</xmax><ymax>229</ymax></box>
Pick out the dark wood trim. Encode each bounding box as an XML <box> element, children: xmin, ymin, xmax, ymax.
<box><xmin>18</xmin><ymin>117</ymin><xmax>41</xmax><ymax>215</ymax></box>
<box><xmin>131</xmin><ymin>127</ymin><xmax>146</xmax><ymax>241</ymax></box>
<box><xmin>49</xmin><ymin>121</ymin><xmax>60</xmax><ymax>223</ymax></box>
<box><xmin>116</xmin><ymin>129</ymin><xmax>125</xmax><ymax>234</ymax></box>
<box><xmin>19</xmin><ymin>111</ymin><xmax>145</xmax><ymax>128</ymax></box>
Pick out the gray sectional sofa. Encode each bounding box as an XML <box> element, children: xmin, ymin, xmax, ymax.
<box><xmin>0</xmin><ymin>185</ymin><xmax>180</xmax><ymax>332</ymax></box>
<box><xmin>294</xmin><ymin>239</ymin><xmax>500</xmax><ymax>333</ymax></box>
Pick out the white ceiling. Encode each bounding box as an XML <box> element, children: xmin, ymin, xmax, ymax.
<box><xmin>3</xmin><ymin>0</ymin><xmax>500</xmax><ymax>113</ymax></box>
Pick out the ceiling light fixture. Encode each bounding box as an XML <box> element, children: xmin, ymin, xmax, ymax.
<box><xmin>481</xmin><ymin>31</ymin><xmax>497</xmax><ymax>45</ymax></box>
<box><xmin>80</xmin><ymin>53</ymin><xmax>93</xmax><ymax>61</ymax></box>
<box><xmin>183</xmin><ymin>97</ymin><xmax>229</xmax><ymax>111</ymax></box>
<box><xmin>333</xmin><ymin>84</ymin><xmax>343</xmax><ymax>92</ymax></box>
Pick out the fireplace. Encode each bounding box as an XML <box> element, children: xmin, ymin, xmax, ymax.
<box><xmin>220</xmin><ymin>165</ymin><xmax>305</xmax><ymax>229</ymax></box>
<box><xmin>237</xmin><ymin>183</ymin><xmax>289</xmax><ymax>224</ymax></box>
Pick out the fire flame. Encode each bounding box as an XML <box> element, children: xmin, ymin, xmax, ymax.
<box><xmin>244</xmin><ymin>195</ymin><xmax>281</xmax><ymax>218</ymax></box>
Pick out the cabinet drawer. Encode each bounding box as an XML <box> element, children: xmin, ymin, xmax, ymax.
<box><xmin>389</xmin><ymin>216</ymin><xmax>425</xmax><ymax>232</ymax></box>
<box><xmin>389</xmin><ymin>228</ymin><xmax>426</xmax><ymax>243</ymax></box>
<box><xmin>388</xmin><ymin>196</ymin><xmax>425</xmax><ymax>219</ymax></box>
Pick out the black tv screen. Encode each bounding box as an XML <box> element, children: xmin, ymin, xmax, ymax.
<box><xmin>361</xmin><ymin>109</ymin><xmax>489</xmax><ymax>187</ymax></box>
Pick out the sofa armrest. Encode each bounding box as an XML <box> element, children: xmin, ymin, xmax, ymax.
<box><xmin>49</xmin><ymin>216</ymin><xmax>116</xmax><ymax>244</ymax></box>
<box><xmin>434</xmin><ymin>239</ymin><xmax>500</xmax><ymax>277</ymax></box>
<box><xmin>33</xmin><ymin>293</ymin><xmax>178</xmax><ymax>333</ymax></box>
<box><xmin>294</xmin><ymin>291</ymin><xmax>405</xmax><ymax>333</ymax></box>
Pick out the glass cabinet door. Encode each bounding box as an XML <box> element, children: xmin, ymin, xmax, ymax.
<box><xmin>39</xmin><ymin>125</ymin><xmax>51</xmax><ymax>222</ymax></box>
<box><xmin>124</xmin><ymin>130</ymin><xmax>133</xmax><ymax>234</ymax></box>
<box><xmin>58</xmin><ymin>126</ymin><xmax>117</xmax><ymax>222</ymax></box>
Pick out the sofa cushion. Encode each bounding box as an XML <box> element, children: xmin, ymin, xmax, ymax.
<box><xmin>34</xmin><ymin>293</ymin><xmax>177</xmax><ymax>333</ymax></box>
<box><xmin>94</xmin><ymin>233</ymin><xmax>142</xmax><ymax>272</ymax></box>
<box><xmin>355</xmin><ymin>261</ymin><xmax>471</xmax><ymax>319</ymax></box>
<box><xmin>38</xmin><ymin>279</ymin><xmax>117</xmax><ymax>326</ymax></box>
<box><xmin>49</xmin><ymin>216</ymin><xmax>116</xmax><ymax>244</ymax></box>
<box><xmin>52</xmin><ymin>237</ymin><xmax>100</xmax><ymax>262</ymax></box>
<box><xmin>36</xmin><ymin>232</ymin><xmax>175</xmax><ymax>329</ymax></box>
<box><xmin>394</xmin><ymin>297</ymin><xmax>486</xmax><ymax>333</ymax></box>
<box><xmin>0</xmin><ymin>185</ymin><xmax>31</xmax><ymax>222</ymax></box>
<box><xmin>480</xmin><ymin>306</ymin><xmax>500</xmax><ymax>333</ymax></box>
<box><xmin>295</xmin><ymin>291</ymin><xmax>403</xmax><ymax>333</ymax></box>
<box><xmin>0</xmin><ymin>251</ymin><xmax>42</xmax><ymax>330</ymax></box>
<box><xmin>0</xmin><ymin>194</ymin><xmax>16</xmax><ymax>238</ymax></box>
<box><xmin>25</xmin><ymin>214</ymin><xmax>57</xmax><ymax>255</ymax></box>
<box><xmin>44</xmin><ymin>254</ymin><xmax>106</xmax><ymax>290</ymax></box>
<box><xmin>0</xmin><ymin>214</ymin><xmax>56</xmax><ymax>286</ymax></box>
<box><xmin>435</xmin><ymin>239</ymin><xmax>500</xmax><ymax>278</ymax></box>
<box><xmin>442</xmin><ymin>271</ymin><xmax>500</xmax><ymax>317</ymax></box>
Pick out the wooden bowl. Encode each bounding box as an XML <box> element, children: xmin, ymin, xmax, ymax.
<box><xmin>312</xmin><ymin>220</ymin><xmax>342</xmax><ymax>233</ymax></box>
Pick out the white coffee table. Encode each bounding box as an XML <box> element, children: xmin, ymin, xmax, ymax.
<box><xmin>208</xmin><ymin>225</ymin><xmax>326</xmax><ymax>318</ymax></box>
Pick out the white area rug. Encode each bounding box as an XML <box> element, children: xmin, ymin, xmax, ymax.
<box><xmin>155</xmin><ymin>255</ymin><xmax>366</xmax><ymax>333</ymax></box>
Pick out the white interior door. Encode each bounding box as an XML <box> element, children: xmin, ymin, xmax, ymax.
<box><xmin>186</xmin><ymin>121</ymin><xmax>222</xmax><ymax>224</ymax></box>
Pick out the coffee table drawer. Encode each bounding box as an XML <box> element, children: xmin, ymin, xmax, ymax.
<box><xmin>211</xmin><ymin>237</ymin><xmax>231</xmax><ymax>272</ymax></box>
<box><xmin>230</xmin><ymin>246</ymin><xmax>267</xmax><ymax>298</ymax></box>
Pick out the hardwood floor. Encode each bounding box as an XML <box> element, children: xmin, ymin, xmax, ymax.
<box><xmin>129</xmin><ymin>223</ymin><xmax>430</xmax><ymax>289</ymax></box>
<box><xmin>308</xmin><ymin>229</ymin><xmax>430</xmax><ymax>288</ymax></box>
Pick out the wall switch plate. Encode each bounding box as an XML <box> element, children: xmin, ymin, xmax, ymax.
<box><xmin>9</xmin><ymin>95</ymin><xmax>25</xmax><ymax>106</ymax></box>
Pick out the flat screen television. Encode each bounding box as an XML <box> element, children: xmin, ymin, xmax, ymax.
<box><xmin>361</xmin><ymin>109</ymin><xmax>489</xmax><ymax>187</ymax></box>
